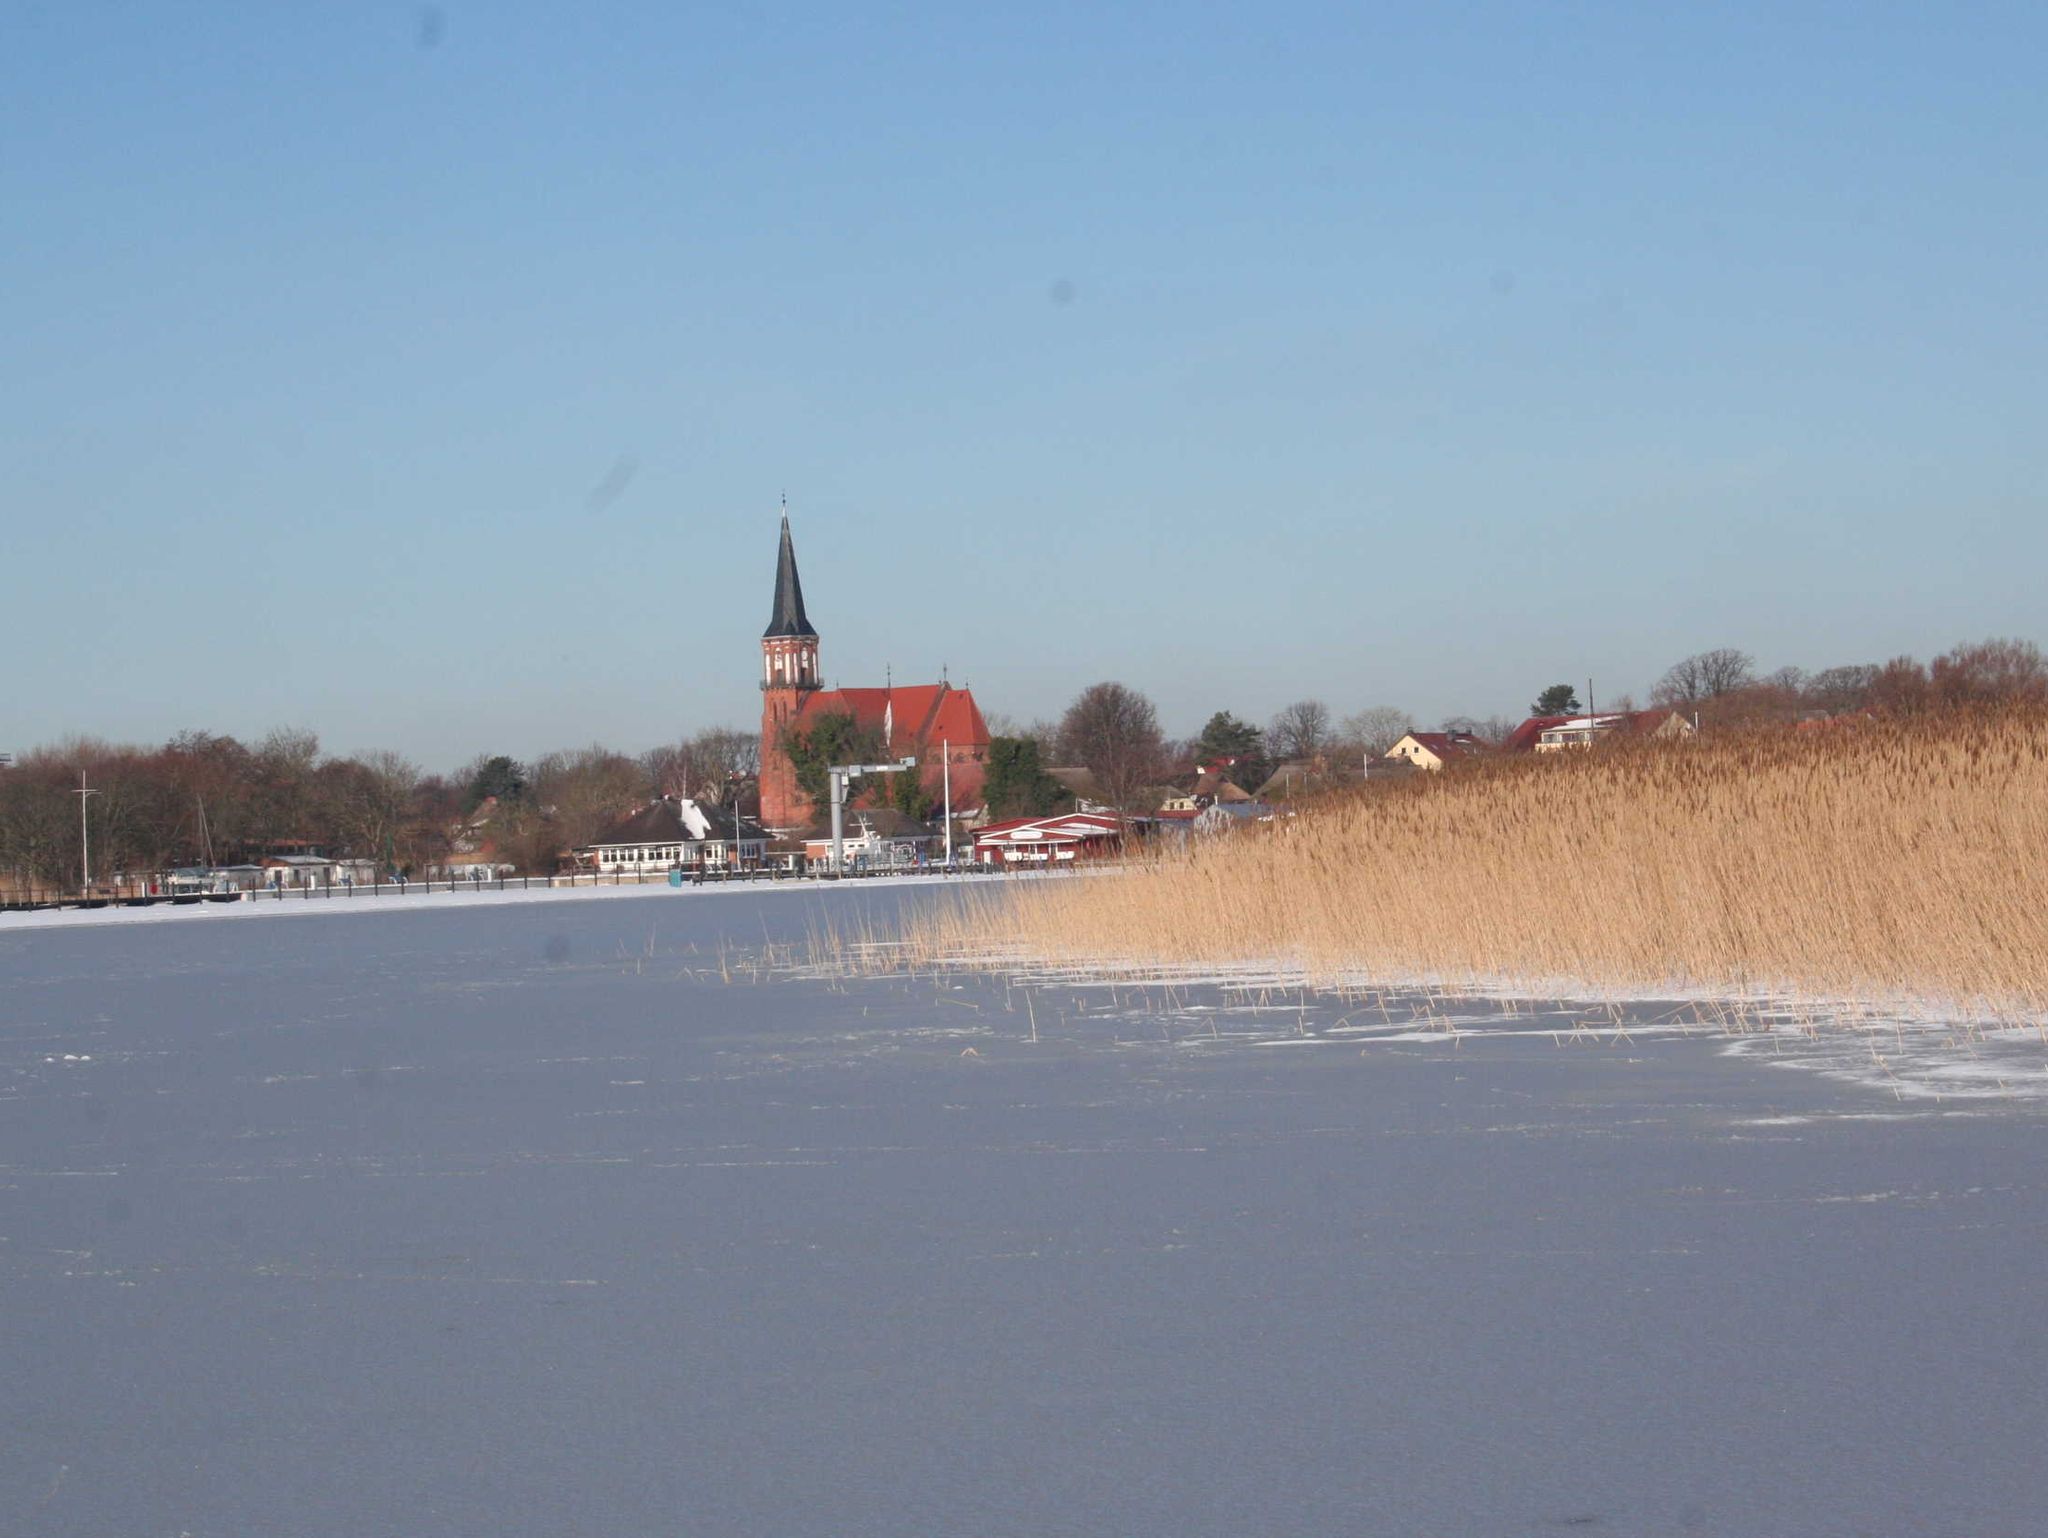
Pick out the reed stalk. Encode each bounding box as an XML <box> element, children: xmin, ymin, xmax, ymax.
<box><xmin>896</xmin><ymin>708</ymin><xmax>2048</xmax><ymax>1020</ymax></box>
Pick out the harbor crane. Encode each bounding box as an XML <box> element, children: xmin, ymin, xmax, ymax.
<box><xmin>825</xmin><ymin>757</ymin><xmax>917</xmax><ymax>875</ymax></box>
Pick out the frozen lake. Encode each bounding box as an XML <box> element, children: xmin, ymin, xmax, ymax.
<box><xmin>4</xmin><ymin>886</ymin><xmax>2045</xmax><ymax>1536</ymax></box>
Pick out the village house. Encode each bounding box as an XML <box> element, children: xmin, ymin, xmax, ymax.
<box><xmin>1384</xmin><ymin>731</ymin><xmax>1490</xmax><ymax>772</ymax></box>
<box><xmin>581</xmin><ymin>797</ymin><xmax>769</xmax><ymax>874</ymax></box>
<box><xmin>1042</xmin><ymin>766</ymin><xmax>1104</xmax><ymax>812</ymax></box>
<box><xmin>435</xmin><ymin>795</ymin><xmax>519</xmax><ymax>880</ymax></box>
<box><xmin>1159</xmin><ymin>759</ymin><xmax>1258</xmax><ymax>812</ymax></box>
<box><xmin>1139</xmin><ymin>806</ymin><xmax>1201</xmax><ymax>841</ymax></box>
<box><xmin>1196</xmin><ymin>800</ymin><xmax>1283</xmax><ymax>833</ymax></box>
<box><xmin>1531</xmin><ymin>711</ymin><xmax>1695</xmax><ymax>752</ymax></box>
<box><xmin>1252</xmin><ymin>757</ymin><xmax>1351</xmax><ymax>801</ymax></box>
<box><xmin>973</xmin><ymin>812</ymin><xmax>1123</xmax><ymax>866</ymax></box>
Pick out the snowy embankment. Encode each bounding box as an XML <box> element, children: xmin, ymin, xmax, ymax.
<box><xmin>0</xmin><ymin>870</ymin><xmax>1021</xmax><ymax>933</ymax></box>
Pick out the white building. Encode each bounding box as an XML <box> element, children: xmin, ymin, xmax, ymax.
<box><xmin>582</xmin><ymin>798</ymin><xmax>769</xmax><ymax>873</ymax></box>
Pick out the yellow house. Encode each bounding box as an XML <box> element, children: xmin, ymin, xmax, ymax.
<box><xmin>1384</xmin><ymin>731</ymin><xmax>1488</xmax><ymax>772</ymax></box>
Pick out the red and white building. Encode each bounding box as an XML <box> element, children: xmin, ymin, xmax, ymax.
<box><xmin>973</xmin><ymin>812</ymin><xmax>1123</xmax><ymax>866</ymax></box>
<box><xmin>757</xmin><ymin>512</ymin><xmax>991</xmax><ymax>833</ymax></box>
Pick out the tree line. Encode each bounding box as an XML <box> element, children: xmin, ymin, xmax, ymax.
<box><xmin>979</xmin><ymin>634</ymin><xmax>2047</xmax><ymax>817</ymax></box>
<box><xmin>0</xmin><ymin>726</ymin><xmax>759</xmax><ymax>891</ymax></box>
<box><xmin>8</xmin><ymin>636</ymin><xmax>2040</xmax><ymax>886</ymax></box>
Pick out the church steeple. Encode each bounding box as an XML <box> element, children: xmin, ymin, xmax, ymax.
<box><xmin>764</xmin><ymin>509</ymin><xmax>817</xmax><ymax>640</ymax></box>
<box><xmin>759</xmin><ymin>507</ymin><xmax>823</xmax><ymax>832</ymax></box>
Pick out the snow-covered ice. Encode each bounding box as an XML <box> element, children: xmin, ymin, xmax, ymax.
<box><xmin>4</xmin><ymin>884</ymin><xmax>2046</xmax><ymax>1536</ymax></box>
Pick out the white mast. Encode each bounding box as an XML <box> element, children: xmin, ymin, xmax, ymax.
<box><xmin>73</xmin><ymin>771</ymin><xmax>99</xmax><ymax>895</ymax></box>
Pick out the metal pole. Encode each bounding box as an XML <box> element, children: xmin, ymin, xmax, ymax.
<box><xmin>942</xmin><ymin>738</ymin><xmax>952</xmax><ymax>866</ymax></box>
<box><xmin>73</xmin><ymin>771</ymin><xmax>99</xmax><ymax>896</ymax></box>
<box><xmin>830</xmin><ymin>768</ymin><xmax>846</xmax><ymax>875</ymax></box>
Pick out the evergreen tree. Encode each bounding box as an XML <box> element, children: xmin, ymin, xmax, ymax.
<box><xmin>982</xmin><ymin>737</ymin><xmax>1071</xmax><ymax>819</ymax></box>
<box><xmin>1193</xmin><ymin>711</ymin><xmax>1269</xmax><ymax>793</ymax></box>
<box><xmin>781</xmin><ymin>714</ymin><xmax>886</xmax><ymax>806</ymax></box>
<box><xmin>1531</xmin><ymin>684</ymin><xmax>1582</xmax><ymax>716</ymax></box>
<box><xmin>464</xmin><ymin>755</ymin><xmax>529</xmax><ymax>812</ymax></box>
<box><xmin>888</xmin><ymin>756</ymin><xmax>937</xmax><ymax>821</ymax></box>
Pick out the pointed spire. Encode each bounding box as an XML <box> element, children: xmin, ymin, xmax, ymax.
<box><xmin>763</xmin><ymin>506</ymin><xmax>818</xmax><ymax>639</ymax></box>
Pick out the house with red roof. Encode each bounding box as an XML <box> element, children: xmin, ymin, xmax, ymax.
<box><xmin>972</xmin><ymin>812</ymin><xmax>1124</xmax><ymax>866</ymax></box>
<box><xmin>1501</xmin><ymin>716</ymin><xmax>1572</xmax><ymax>753</ymax></box>
<box><xmin>756</xmin><ymin>514</ymin><xmax>991</xmax><ymax>833</ymax></box>
<box><xmin>1510</xmin><ymin>711</ymin><xmax>1696</xmax><ymax>752</ymax></box>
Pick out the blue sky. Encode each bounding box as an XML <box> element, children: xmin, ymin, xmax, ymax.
<box><xmin>5</xmin><ymin>2</ymin><xmax>2044</xmax><ymax>768</ymax></box>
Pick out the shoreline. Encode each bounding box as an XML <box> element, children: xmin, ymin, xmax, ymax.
<box><xmin>0</xmin><ymin>869</ymin><xmax>1025</xmax><ymax>935</ymax></box>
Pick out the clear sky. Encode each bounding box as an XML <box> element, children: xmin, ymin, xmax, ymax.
<box><xmin>5</xmin><ymin>2</ymin><xmax>2043</xmax><ymax>769</ymax></box>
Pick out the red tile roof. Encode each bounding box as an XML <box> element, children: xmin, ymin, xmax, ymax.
<box><xmin>1502</xmin><ymin>716</ymin><xmax>1571</xmax><ymax>753</ymax></box>
<box><xmin>798</xmin><ymin>683</ymin><xmax>989</xmax><ymax>754</ymax></box>
<box><xmin>974</xmin><ymin>812</ymin><xmax>1123</xmax><ymax>846</ymax></box>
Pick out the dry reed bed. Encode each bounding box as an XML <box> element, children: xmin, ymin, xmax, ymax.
<box><xmin>900</xmin><ymin>710</ymin><xmax>2048</xmax><ymax>1022</ymax></box>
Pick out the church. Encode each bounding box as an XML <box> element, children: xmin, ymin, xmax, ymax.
<box><xmin>757</xmin><ymin>513</ymin><xmax>991</xmax><ymax>834</ymax></box>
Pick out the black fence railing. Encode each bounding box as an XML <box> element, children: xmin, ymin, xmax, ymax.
<box><xmin>0</xmin><ymin>862</ymin><xmax>1011</xmax><ymax>914</ymax></box>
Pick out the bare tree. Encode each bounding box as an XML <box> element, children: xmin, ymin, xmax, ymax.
<box><xmin>0</xmin><ymin>766</ymin><xmax>74</xmax><ymax>888</ymax></box>
<box><xmin>1762</xmin><ymin>666</ymin><xmax>1807</xmax><ymax>695</ymax></box>
<box><xmin>1340</xmin><ymin>706</ymin><xmax>1413</xmax><ymax>757</ymax></box>
<box><xmin>1867</xmin><ymin>655</ymin><xmax>1931</xmax><ymax>715</ymax></box>
<box><xmin>408</xmin><ymin>774</ymin><xmax>463</xmax><ymax>872</ymax></box>
<box><xmin>1652</xmin><ymin>648</ymin><xmax>1756</xmax><ymax>706</ymax></box>
<box><xmin>1931</xmin><ymin>637</ymin><xmax>2048</xmax><ymax>707</ymax></box>
<box><xmin>1057</xmin><ymin>682</ymin><xmax>1166</xmax><ymax>812</ymax></box>
<box><xmin>1267</xmin><ymin>700</ymin><xmax>1333</xmax><ymax>762</ymax></box>
<box><xmin>639</xmin><ymin>728</ymin><xmax>760</xmax><ymax>802</ymax></box>
<box><xmin>639</xmin><ymin>742</ymin><xmax>693</xmax><ymax>800</ymax></box>
<box><xmin>690</xmin><ymin>727</ymin><xmax>760</xmax><ymax>786</ymax></box>
<box><xmin>318</xmin><ymin>750</ymin><xmax>421</xmax><ymax>871</ymax></box>
<box><xmin>532</xmin><ymin>745</ymin><xmax>647</xmax><ymax>853</ymax></box>
<box><xmin>253</xmin><ymin>726</ymin><xmax>323</xmax><ymax>848</ymax></box>
<box><xmin>1704</xmin><ymin>666</ymin><xmax>1809</xmax><ymax>728</ymax></box>
<box><xmin>1805</xmin><ymin>664</ymin><xmax>1878</xmax><ymax>716</ymax></box>
<box><xmin>985</xmin><ymin>713</ymin><xmax>1062</xmax><ymax>759</ymax></box>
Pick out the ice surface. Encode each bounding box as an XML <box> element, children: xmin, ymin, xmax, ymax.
<box><xmin>4</xmin><ymin>886</ymin><xmax>2046</xmax><ymax>1536</ymax></box>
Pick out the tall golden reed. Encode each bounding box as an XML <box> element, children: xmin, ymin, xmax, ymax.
<box><xmin>908</xmin><ymin>709</ymin><xmax>2048</xmax><ymax>1016</ymax></box>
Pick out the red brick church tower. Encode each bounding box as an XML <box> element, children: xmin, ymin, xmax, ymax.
<box><xmin>758</xmin><ymin>511</ymin><xmax>821</xmax><ymax>833</ymax></box>
<box><xmin>756</xmin><ymin>509</ymin><xmax>992</xmax><ymax>835</ymax></box>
